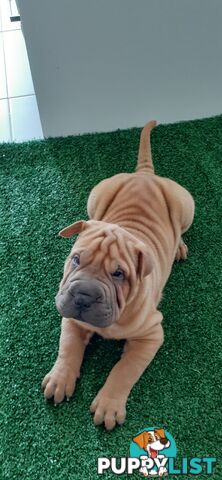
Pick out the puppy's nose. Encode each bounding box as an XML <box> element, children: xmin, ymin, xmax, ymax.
<box><xmin>68</xmin><ymin>279</ymin><xmax>105</xmax><ymax>304</ymax></box>
<box><xmin>74</xmin><ymin>293</ymin><xmax>93</xmax><ymax>309</ymax></box>
<box><xmin>160</xmin><ymin>437</ymin><xmax>168</xmax><ymax>446</ymax></box>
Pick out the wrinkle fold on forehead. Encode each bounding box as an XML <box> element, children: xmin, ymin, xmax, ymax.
<box><xmin>79</xmin><ymin>249</ymin><xmax>92</xmax><ymax>266</ymax></box>
<box><xmin>93</xmin><ymin>249</ymin><xmax>106</xmax><ymax>269</ymax></box>
<box><xmin>109</xmin><ymin>242</ymin><xmax>119</xmax><ymax>260</ymax></box>
<box><xmin>116</xmin><ymin>231</ymin><xmax>127</xmax><ymax>255</ymax></box>
<box><xmin>78</xmin><ymin>235</ymin><xmax>104</xmax><ymax>253</ymax></box>
<box><xmin>75</xmin><ymin>225</ymin><xmax>138</xmax><ymax>283</ymax></box>
<box><xmin>104</xmin><ymin>256</ymin><xmax>117</xmax><ymax>274</ymax></box>
<box><xmin>79</xmin><ymin>228</ymin><xmax>103</xmax><ymax>245</ymax></box>
<box><xmin>101</xmin><ymin>233</ymin><xmax>116</xmax><ymax>254</ymax></box>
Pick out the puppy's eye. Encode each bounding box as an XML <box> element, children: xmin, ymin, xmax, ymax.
<box><xmin>111</xmin><ymin>269</ymin><xmax>124</xmax><ymax>280</ymax></box>
<box><xmin>72</xmin><ymin>255</ymin><xmax>80</xmax><ymax>267</ymax></box>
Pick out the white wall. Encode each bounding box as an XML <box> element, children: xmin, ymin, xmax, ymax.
<box><xmin>17</xmin><ymin>0</ymin><xmax>222</xmax><ymax>137</ymax></box>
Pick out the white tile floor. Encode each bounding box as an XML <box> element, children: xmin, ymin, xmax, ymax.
<box><xmin>0</xmin><ymin>0</ymin><xmax>43</xmax><ymax>142</ymax></box>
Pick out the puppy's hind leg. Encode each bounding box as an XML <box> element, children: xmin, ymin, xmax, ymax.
<box><xmin>175</xmin><ymin>190</ymin><xmax>195</xmax><ymax>261</ymax></box>
<box><xmin>175</xmin><ymin>237</ymin><xmax>188</xmax><ymax>261</ymax></box>
<box><xmin>167</xmin><ymin>181</ymin><xmax>195</xmax><ymax>262</ymax></box>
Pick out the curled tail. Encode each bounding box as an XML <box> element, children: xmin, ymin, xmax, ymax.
<box><xmin>136</xmin><ymin>120</ymin><xmax>157</xmax><ymax>173</ymax></box>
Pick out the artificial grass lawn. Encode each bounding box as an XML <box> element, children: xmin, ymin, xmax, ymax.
<box><xmin>0</xmin><ymin>116</ymin><xmax>221</xmax><ymax>479</ymax></box>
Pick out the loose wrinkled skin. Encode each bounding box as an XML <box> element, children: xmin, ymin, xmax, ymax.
<box><xmin>42</xmin><ymin>120</ymin><xmax>195</xmax><ymax>430</ymax></box>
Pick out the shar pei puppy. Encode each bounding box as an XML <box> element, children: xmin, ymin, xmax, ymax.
<box><xmin>42</xmin><ymin>121</ymin><xmax>195</xmax><ymax>430</ymax></box>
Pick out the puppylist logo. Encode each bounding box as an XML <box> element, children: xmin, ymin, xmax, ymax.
<box><xmin>97</xmin><ymin>427</ymin><xmax>217</xmax><ymax>476</ymax></box>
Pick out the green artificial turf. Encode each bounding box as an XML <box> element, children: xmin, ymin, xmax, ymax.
<box><xmin>0</xmin><ymin>116</ymin><xmax>222</xmax><ymax>480</ymax></box>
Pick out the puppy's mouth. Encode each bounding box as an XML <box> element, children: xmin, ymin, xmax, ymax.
<box><xmin>149</xmin><ymin>447</ymin><xmax>158</xmax><ymax>458</ymax></box>
<box><xmin>55</xmin><ymin>279</ymin><xmax>115</xmax><ymax>328</ymax></box>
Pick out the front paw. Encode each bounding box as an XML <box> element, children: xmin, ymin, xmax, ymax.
<box><xmin>42</xmin><ymin>361</ymin><xmax>78</xmax><ymax>404</ymax></box>
<box><xmin>90</xmin><ymin>389</ymin><xmax>126</xmax><ymax>431</ymax></box>
<box><xmin>159</xmin><ymin>467</ymin><xmax>168</xmax><ymax>476</ymax></box>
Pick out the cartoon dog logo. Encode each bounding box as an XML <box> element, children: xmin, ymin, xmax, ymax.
<box><xmin>133</xmin><ymin>428</ymin><xmax>171</xmax><ymax>476</ymax></box>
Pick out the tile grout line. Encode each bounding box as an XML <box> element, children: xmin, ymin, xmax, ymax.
<box><xmin>0</xmin><ymin>27</ymin><xmax>21</xmax><ymax>33</ymax></box>
<box><xmin>0</xmin><ymin>4</ymin><xmax>43</xmax><ymax>142</ymax></box>
<box><xmin>1</xmin><ymin>93</ymin><xmax>35</xmax><ymax>101</ymax></box>
<box><xmin>1</xmin><ymin>31</ymin><xmax>13</xmax><ymax>141</ymax></box>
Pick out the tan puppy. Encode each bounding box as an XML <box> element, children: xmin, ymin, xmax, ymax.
<box><xmin>42</xmin><ymin>121</ymin><xmax>194</xmax><ymax>430</ymax></box>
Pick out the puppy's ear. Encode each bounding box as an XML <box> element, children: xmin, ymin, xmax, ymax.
<box><xmin>132</xmin><ymin>431</ymin><xmax>149</xmax><ymax>450</ymax></box>
<box><xmin>137</xmin><ymin>247</ymin><xmax>154</xmax><ymax>280</ymax></box>
<box><xmin>154</xmin><ymin>428</ymin><xmax>166</xmax><ymax>440</ymax></box>
<box><xmin>58</xmin><ymin>220</ymin><xmax>87</xmax><ymax>238</ymax></box>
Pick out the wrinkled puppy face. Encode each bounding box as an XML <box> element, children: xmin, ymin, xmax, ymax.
<box><xmin>55</xmin><ymin>220</ymin><xmax>153</xmax><ymax>328</ymax></box>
